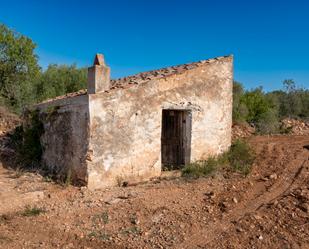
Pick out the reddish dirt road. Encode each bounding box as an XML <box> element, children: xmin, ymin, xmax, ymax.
<box><xmin>0</xmin><ymin>135</ymin><xmax>309</xmax><ymax>249</ymax></box>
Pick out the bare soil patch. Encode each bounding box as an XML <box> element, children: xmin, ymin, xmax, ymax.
<box><xmin>0</xmin><ymin>135</ymin><xmax>308</xmax><ymax>249</ymax></box>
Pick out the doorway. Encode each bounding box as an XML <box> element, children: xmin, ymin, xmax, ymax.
<box><xmin>161</xmin><ymin>109</ymin><xmax>192</xmax><ymax>170</ymax></box>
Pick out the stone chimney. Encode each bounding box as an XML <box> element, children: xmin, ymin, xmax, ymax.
<box><xmin>87</xmin><ymin>54</ymin><xmax>110</xmax><ymax>94</ymax></box>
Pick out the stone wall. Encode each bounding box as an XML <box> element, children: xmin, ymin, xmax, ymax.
<box><xmin>86</xmin><ymin>56</ymin><xmax>233</xmax><ymax>189</ymax></box>
<box><xmin>36</xmin><ymin>95</ymin><xmax>89</xmax><ymax>184</ymax></box>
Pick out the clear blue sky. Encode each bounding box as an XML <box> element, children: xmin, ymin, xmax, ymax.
<box><xmin>1</xmin><ymin>0</ymin><xmax>308</xmax><ymax>91</ymax></box>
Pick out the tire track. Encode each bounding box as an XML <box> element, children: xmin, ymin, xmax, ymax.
<box><xmin>180</xmin><ymin>137</ymin><xmax>309</xmax><ymax>249</ymax></box>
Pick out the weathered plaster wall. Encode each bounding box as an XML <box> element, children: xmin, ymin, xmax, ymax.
<box><xmin>36</xmin><ymin>95</ymin><xmax>89</xmax><ymax>184</ymax></box>
<box><xmin>87</xmin><ymin>56</ymin><xmax>233</xmax><ymax>189</ymax></box>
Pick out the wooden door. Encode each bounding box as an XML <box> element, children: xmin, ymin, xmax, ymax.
<box><xmin>161</xmin><ymin>110</ymin><xmax>191</xmax><ymax>169</ymax></box>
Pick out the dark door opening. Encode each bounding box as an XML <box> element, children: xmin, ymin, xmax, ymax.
<box><xmin>161</xmin><ymin>109</ymin><xmax>192</xmax><ymax>170</ymax></box>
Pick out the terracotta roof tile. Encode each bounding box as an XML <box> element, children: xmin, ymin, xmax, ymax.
<box><xmin>38</xmin><ymin>55</ymin><xmax>230</xmax><ymax>104</ymax></box>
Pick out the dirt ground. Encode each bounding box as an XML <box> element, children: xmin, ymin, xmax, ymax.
<box><xmin>0</xmin><ymin>134</ymin><xmax>309</xmax><ymax>249</ymax></box>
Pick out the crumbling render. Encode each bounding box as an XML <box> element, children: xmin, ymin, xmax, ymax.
<box><xmin>34</xmin><ymin>54</ymin><xmax>233</xmax><ymax>189</ymax></box>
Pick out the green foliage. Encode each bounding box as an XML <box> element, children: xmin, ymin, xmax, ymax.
<box><xmin>279</xmin><ymin>79</ymin><xmax>309</xmax><ymax>118</ymax></box>
<box><xmin>240</xmin><ymin>87</ymin><xmax>273</xmax><ymax>123</ymax></box>
<box><xmin>228</xmin><ymin>139</ymin><xmax>255</xmax><ymax>175</ymax></box>
<box><xmin>102</xmin><ymin>211</ymin><xmax>109</xmax><ymax>224</ymax></box>
<box><xmin>93</xmin><ymin>211</ymin><xmax>109</xmax><ymax>224</ymax></box>
<box><xmin>88</xmin><ymin>231</ymin><xmax>110</xmax><ymax>240</ymax></box>
<box><xmin>11</xmin><ymin>109</ymin><xmax>44</xmax><ymax>168</ymax></box>
<box><xmin>182</xmin><ymin>156</ymin><xmax>223</xmax><ymax>177</ymax></box>
<box><xmin>35</xmin><ymin>64</ymin><xmax>87</xmax><ymax>103</ymax></box>
<box><xmin>21</xmin><ymin>206</ymin><xmax>45</xmax><ymax>217</ymax></box>
<box><xmin>0</xmin><ymin>24</ymin><xmax>87</xmax><ymax>112</ymax></box>
<box><xmin>232</xmin><ymin>81</ymin><xmax>248</xmax><ymax>123</ymax></box>
<box><xmin>232</xmin><ymin>82</ymin><xmax>282</xmax><ymax>133</ymax></box>
<box><xmin>232</xmin><ymin>80</ymin><xmax>308</xmax><ymax>134</ymax></box>
<box><xmin>1</xmin><ymin>23</ymin><xmax>307</xmax><ymax>137</ymax></box>
<box><xmin>0</xmin><ymin>24</ymin><xmax>40</xmax><ymax>112</ymax></box>
<box><xmin>182</xmin><ymin>139</ymin><xmax>255</xmax><ymax>177</ymax></box>
<box><xmin>64</xmin><ymin>168</ymin><xmax>72</xmax><ymax>186</ymax></box>
<box><xmin>121</xmin><ymin>226</ymin><xmax>141</xmax><ymax>235</ymax></box>
<box><xmin>255</xmin><ymin>109</ymin><xmax>280</xmax><ymax>134</ymax></box>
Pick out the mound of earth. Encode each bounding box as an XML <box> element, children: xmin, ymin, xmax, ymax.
<box><xmin>232</xmin><ymin>122</ymin><xmax>255</xmax><ymax>140</ymax></box>
<box><xmin>232</xmin><ymin>118</ymin><xmax>309</xmax><ymax>140</ymax></box>
<box><xmin>282</xmin><ymin>118</ymin><xmax>309</xmax><ymax>135</ymax></box>
<box><xmin>0</xmin><ymin>135</ymin><xmax>308</xmax><ymax>248</ymax></box>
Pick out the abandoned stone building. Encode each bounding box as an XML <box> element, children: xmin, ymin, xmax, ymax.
<box><xmin>35</xmin><ymin>54</ymin><xmax>233</xmax><ymax>189</ymax></box>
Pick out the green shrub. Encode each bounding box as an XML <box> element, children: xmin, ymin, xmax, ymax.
<box><xmin>255</xmin><ymin>109</ymin><xmax>280</xmax><ymax>134</ymax></box>
<box><xmin>240</xmin><ymin>87</ymin><xmax>273</xmax><ymax>123</ymax></box>
<box><xmin>228</xmin><ymin>139</ymin><xmax>255</xmax><ymax>175</ymax></box>
<box><xmin>88</xmin><ymin>231</ymin><xmax>110</xmax><ymax>240</ymax></box>
<box><xmin>182</xmin><ymin>155</ymin><xmax>227</xmax><ymax>178</ymax></box>
<box><xmin>182</xmin><ymin>140</ymin><xmax>255</xmax><ymax>177</ymax></box>
<box><xmin>11</xmin><ymin>109</ymin><xmax>44</xmax><ymax>169</ymax></box>
<box><xmin>21</xmin><ymin>206</ymin><xmax>45</xmax><ymax>217</ymax></box>
<box><xmin>233</xmin><ymin>81</ymin><xmax>248</xmax><ymax>123</ymax></box>
<box><xmin>121</xmin><ymin>226</ymin><xmax>141</xmax><ymax>235</ymax></box>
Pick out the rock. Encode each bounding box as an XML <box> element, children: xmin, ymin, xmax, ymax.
<box><xmin>152</xmin><ymin>213</ymin><xmax>163</xmax><ymax>223</ymax></box>
<box><xmin>299</xmin><ymin>202</ymin><xmax>309</xmax><ymax>213</ymax></box>
<box><xmin>253</xmin><ymin>214</ymin><xmax>262</xmax><ymax>220</ymax></box>
<box><xmin>281</xmin><ymin>118</ymin><xmax>309</xmax><ymax>135</ymax></box>
<box><xmin>205</xmin><ymin>191</ymin><xmax>216</xmax><ymax>198</ymax></box>
<box><xmin>232</xmin><ymin>197</ymin><xmax>238</xmax><ymax>204</ymax></box>
<box><xmin>232</xmin><ymin>123</ymin><xmax>255</xmax><ymax>140</ymax></box>
<box><xmin>80</xmin><ymin>186</ymin><xmax>87</xmax><ymax>193</ymax></box>
<box><xmin>258</xmin><ymin>235</ymin><xmax>263</xmax><ymax>240</ymax></box>
<box><xmin>260</xmin><ymin>177</ymin><xmax>269</xmax><ymax>181</ymax></box>
<box><xmin>105</xmin><ymin>198</ymin><xmax>121</xmax><ymax>205</ymax></box>
<box><xmin>269</xmin><ymin>173</ymin><xmax>278</xmax><ymax>180</ymax></box>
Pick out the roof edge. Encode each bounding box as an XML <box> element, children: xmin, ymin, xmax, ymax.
<box><xmin>35</xmin><ymin>55</ymin><xmax>233</xmax><ymax>105</ymax></box>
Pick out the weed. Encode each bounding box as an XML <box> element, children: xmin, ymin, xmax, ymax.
<box><xmin>88</xmin><ymin>231</ymin><xmax>97</xmax><ymax>237</ymax></box>
<box><xmin>129</xmin><ymin>214</ymin><xmax>139</xmax><ymax>225</ymax></box>
<box><xmin>121</xmin><ymin>226</ymin><xmax>141</xmax><ymax>235</ymax></box>
<box><xmin>102</xmin><ymin>211</ymin><xmax>109</xmax><ymax>224</ymax></box>
<box><xmin>182</xmin><ymin>139</ymin><xmax>255</xmax><ymax>177</ymax></box>
<box><xmin>65</xmin><ymin>168</ymin><xmax>72</xmax><ymax>187</ymax></box>
<box><xmin>43</xmin><ymin>175</ymin><xmax>53</xmax><ymax>182</ymax></box>
<box><xmin>227</xmin><ymin>139</ymin><xmax>255</xmax><ymax>175</ymax></box>
<box><xmin>182</xmin><ymin>155</ymin><xmax>226</xmax><ymax>178</ymax></box>
<box><xmin>21</xmin><ymin>206</ymin><xmax>46</xmax><ymax>217</ymax></box>
<box><xmin>88</xmin><ymin>231</ymin><xmax>110</xmax><ymax>241</ymax></box>
<box><xmin>98</xmin><ymin>233</ymin><xmax>110</xmax><ymax>240</ymax></box>
<box><xmin>255</xmin><ymin>109</ymin><xmax>280</xmax><ymax>134</ymax></box>
<box><xmin>92</xmin><ymin>211</ymin><xmax>109</xmax><ymax>224</ymax></box>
